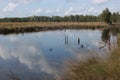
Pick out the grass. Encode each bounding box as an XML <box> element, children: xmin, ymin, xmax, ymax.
<box><xmin>0</xmin><ymin>22</ymin><xmax>108</xmax><ymax>29</ymax></box>
<box><xmin>61</xmin><ymin>48</ymin><xmax>120</xmax><ymax>80</ymax></box>
<box><xmin>0</xmin><ymin>22</ymin><xmax>108</xmax><ymax>34</ymax></box>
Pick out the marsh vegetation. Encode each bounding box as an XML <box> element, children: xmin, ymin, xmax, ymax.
<box><xmin>0</xmin><ymin>22</ymin><xmax>108</xmax><ymax>34</ymax></box>
<box><xmin>61</xmin><ymin>47</ymin><xmax>120</xmax><ymax>80</ymax></box>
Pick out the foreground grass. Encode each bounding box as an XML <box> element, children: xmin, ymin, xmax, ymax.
<box><xmin>62</xmin><ymin>48</ymin><xmax>120</xmax><ymax>80</ymax></box>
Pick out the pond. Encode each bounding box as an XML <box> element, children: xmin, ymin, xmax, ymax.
<box><xmin>0</xmin><ymin>29</ymin><xmax>118</xmax><ymax>80</ymax></box>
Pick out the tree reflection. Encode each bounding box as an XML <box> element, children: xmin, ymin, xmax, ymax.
<box><xmin>111</xmin><ymin>28</ymin><xmax>120</xmax><ymax>47</ymax></box>
<box><xmin>101</xmin><ymin>27</ymin><xmax>120</xmax><ymax>49</ymax></box>
<box><xmin>117</xmin><ymin>33</ymin><xmax>120</xmax><ymax>47</ymax></box>
<box><xmin>101</xmin><ymin>28</ymin><xmax>111</xmax><ymax>50</ymax></box>
<box><xmin>102</xmin><ymin>29</ymin><xmax>111</xmax><ymax>43</ymax></box>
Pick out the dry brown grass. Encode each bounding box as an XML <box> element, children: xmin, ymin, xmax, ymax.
<box><xmin>0</xmin><ymin>22</ymin><xmax>108</xmax><ymax>29</ymax></box>
<box><xmin>0</xmin><ymin>22</ymin><xmax>108</xmax><ymax>34</ymax></box>
<box><xmin>61</xmin><ymin>48</ymin><xmax>120</xmax><ymax>80</ymax></box>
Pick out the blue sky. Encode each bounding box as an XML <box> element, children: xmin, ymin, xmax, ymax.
<box><xmin>0</xmin><ymin>0</ymin><xmax>120</xmax><ymax>18</ymax></box>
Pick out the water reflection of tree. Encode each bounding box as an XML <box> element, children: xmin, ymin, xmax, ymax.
<box><xmin>101</xmin><ymin>28</ymin><xmax>111</xmax><ymax>50</ymax></box>
<box><xmin>101</xmin><ymin>27</ymin><xmax>120</xmax><ymax>48</ymax></box>
<box><xmin>109</xmin><ymin>27</ymin><xmax>120</xmax><ymax>47</ymax></box>
<box><xmin>102</xmin><ymin>29</ymin><xmax>111</xmax><ymax>43</ymax></box>
<box><xmin>117</xmin><ymin>33</ymin><xmax>120</xmax><ymax>47</ymax></box>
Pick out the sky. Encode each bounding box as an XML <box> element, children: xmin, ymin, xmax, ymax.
<box><xmin>0</xmin><ymin>0</ymin><xmax>120</xmax><ymax>18</ymax></box>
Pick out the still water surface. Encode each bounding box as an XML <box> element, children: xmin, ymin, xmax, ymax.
<box><xmin>0</xmin><ymin>29</ymin><xmax>116</xmax><ymax>80</ymax></box>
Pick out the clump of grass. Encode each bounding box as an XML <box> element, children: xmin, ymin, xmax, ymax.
<box><xmin>62</xmin><ymin>48</ymin><xmax>120</xmax><ymax>80</ymax></box>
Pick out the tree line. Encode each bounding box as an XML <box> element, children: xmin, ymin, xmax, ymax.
<box><xmin>0</xmin><ymin>15</ymin><xmax>98</xmax><ymax>22</ymax></box>
<box><xmin>0</xmin><ymin>8</ymin><xmax>119</xmax><ymax>24</ymax></box>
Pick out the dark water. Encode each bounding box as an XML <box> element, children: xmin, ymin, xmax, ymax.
<box><xmin>0</xmin><ymin>29</ymin><xmax>118</xmax><ymax>80</ymax></box>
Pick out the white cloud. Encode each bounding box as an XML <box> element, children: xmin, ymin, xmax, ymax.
<box><xmin>3</xmin><ymin>2</ymin><xmax>17</xmax><ymax>12</ymax></box>
<box><xmin>88</xmin><ymin>7</ymin><xmax>95</xmax><ymax>13</ymax></box>
<box><xmin>56</xmin><ymin>8</ymin><xmax>60</xmax><ymax>13</ymax></box>
<box><xmin>64</xmin><ymin>7</ymin><xmax>74</xmax><ymax>15</ymax></box>
<box><xmin>64</xmin><ymin>7</ymin><xmax>86</xmax><ymax>15</ymax></box>
<box><xmin>65</xmin><ymin>0</ymin><xmax>78</xmax><ymax>3</ymax></box>
<box><xmin>45</xmin><ymin>9</ymin><xmax>54</xmax><ymax>14</ymax></box>
<box><xmin>31</xmin><ymin>8</ymin><xmax>61</xmax><ymax>16</ymax></box>
<box><xmin>21</xmin><ymin>0</ymin><xmax>32</xmax><ymax>4</ymax></box>
<box><xmin>88</xmin><ymin>7</ymin><xmax>100</xmax><ymax>14</ymax></box>
<box><xmin>64</xmin><ymin>6</ymin><xmax>102</xmax><ymax>16</ymax></box>
<box><xmin>15</xmin><ymin>0</ymin><xmax>39</xmax><ymax>4</ymax></box>
<box><xmin>0</xmin><ymin>38</ymin><xmax>54</xmax><ymax>74</ymax></box>
<box><xmin>92</xmin><ymin>0</ymin><xmax>109</xmax><ymax>4</ymax></box>
<box><xmin>32</xmin><ymin>8</ymin><xmax>43</xmax><ymax>15</ymax></box>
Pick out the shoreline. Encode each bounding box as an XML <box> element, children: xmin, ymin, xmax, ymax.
<box><xmin>0</xmin><ymin>22</ymin><xmax>114</xmax><ymax>35</ymax></box>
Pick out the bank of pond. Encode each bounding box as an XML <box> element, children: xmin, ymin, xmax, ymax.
<box><xmin>0</xmin><ymin>22</ymin><xmax>109</xmax><ymax>34</ymax></box>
